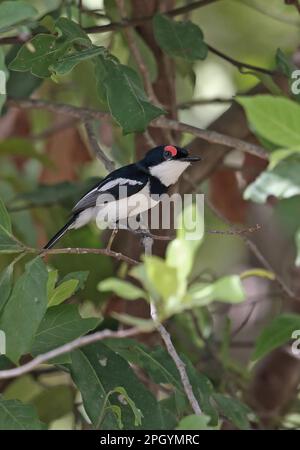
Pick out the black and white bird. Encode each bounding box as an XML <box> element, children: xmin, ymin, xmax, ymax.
<box><xmin>44</xmin><ymin>145</ymin><xmax>201</xmax><ymax>249</ymax></box>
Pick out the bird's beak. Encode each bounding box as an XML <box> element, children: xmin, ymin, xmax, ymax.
<box><xmin>181</xmin><ymin>155</ymin><xmax>202</xmax><ymax>162</ymax></box>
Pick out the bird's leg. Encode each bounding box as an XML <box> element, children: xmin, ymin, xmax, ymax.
<box><xmin>106</xmin><ymin>226</ymin><xmax>119</xmax><ymax>251</ymax></box>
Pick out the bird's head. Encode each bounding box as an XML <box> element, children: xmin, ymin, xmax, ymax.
<box><xmin>139</xmin><ymin>145</ymin><xmax>201</xmax><ymax>187</ymax></box>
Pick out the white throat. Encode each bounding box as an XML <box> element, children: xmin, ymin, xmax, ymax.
<box><xmin>149</xmin><ymin>160</ymin><xmax>190</xmax><ymax>187</ymax></box>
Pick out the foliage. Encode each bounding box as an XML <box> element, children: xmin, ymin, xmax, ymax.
<box><xmin>0</xmin><ymin>0</ymin><xmax>299</xmax><ymax>432</ymax></box>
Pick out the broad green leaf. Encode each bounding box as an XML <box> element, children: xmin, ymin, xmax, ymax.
<box><xmin>94</xmin><ymin>57</ymin><xmax>164</xmax><ymax>134</ymax></box>
<box><xmin>111</xmin><ymin>312</ymin><xmax>154</xmax><ymax>331</ymax></box>
<box><xmin>98</xmin><ymin>278</ymin><xmax>146</xmax><ymax>300</ymax></box>
<box><xmin>109</xmin><ymin>387</ymin><xmax>143</xmax><ymax>427</ymax></box>
<box><xmin>0</xmin><ymin>196</ymin><xmax>11</xmax><ymax>233</ymax></box>
<box><xmin>276</xmin><ymin>48</ymin><xmax>294</xmax><ymax>78</ymax></box>
<box><xmin>212</xmin><ymin>394</ymin><xmax>252</xmax><ymax>430</ymax></box>
<box><xmin>0</xmin><ymin>264</ymin><xmax>13</xmax><ymax>314</ymax></box>
<box><xmin>70</xmin><ymin>343</ymin><xmax>164</xmax><ymax>429</ymax></box>
<box><xmin>9</xmin><ymin>34</ymin><xmax>73</xmax><ymax>78</ymax></box>
<box><xmin>0</xmin><ymin>1</ymin><xmax>37</xmax><ymax>33</ymax></box>
<box><xmin>153</xmin><ymin>14</ymin><xmax>208</xmax><ymax>61</ymax></box>
<box><xmin>144</xmin><ymin>255</ymin><xmax>179</xmax><ymax>302</ymax></box>
<box><xmin>0</xmin><ymin>258</ymin><xmax>48</xmax><ymax>363</ymax></box>
<box><xmin>31</xmin><ymin>304</ymin><xmax>99</xmax><ymax>357</ymax></box>
<box><xmin>253</xmin><ymin>314</ymin><xmax>300</xmax><ymax>361</ymax></box>
<box><xmin>176</xmin><ymin>414</ymin><xmax>216</xmax><ymax>430</ymax></box>
<box><xmin>9</xmin><ymin>18</ymin><xmax>91</xmax><ymax>79</ymax></box>
<box><xmin>268</xmin><ymin>148</ymin><xmax>300</xmax><ymax>170</ymax></box>
<box><xmin>47</xmin><ymin>270</ymin><xmax>58</xmax><ymax>299</ymax></box>
<box><xmin>48</xmin><ymin>279</ymin><xmax>79</xmax><ymax>307</ymax></box>
<box><xmin>237</xmin><ymin>96</ymin><xmax>300</xmax><ymax>148</ymax></box>
<box><xmin>0</xmin><ymin>395</ymin><xmax>44</xmax><ymax>430</ymax></box>
<box><xmin>51</xmin><ymin>46</ymin><xmax>106</xmax><ymax>75</ymax></box>
<box><xmin>187</xmin><ymin>275</ymin><xmax>245</xmax><ymax>309</ymax></box>
<box><xmin>244</xmin><ymin>158</ymin><xmax>300</xmax><ymax>203</ymax></box>
<box><xmin>60</xmin><ymin>271</ymin><xmax>89</xmax><ymax>292</ymax></box>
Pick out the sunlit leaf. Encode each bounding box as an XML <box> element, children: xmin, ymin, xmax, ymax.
<box><xmin>98</xmin><ymin>278</ymin><xmax>146</xmax><ymax>300</ymax></box>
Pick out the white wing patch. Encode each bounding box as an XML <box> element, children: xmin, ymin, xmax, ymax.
<box><xmin>98</xmin><ymin>177</ymin><xmax>143</xmax><ymax>192</ymax></box>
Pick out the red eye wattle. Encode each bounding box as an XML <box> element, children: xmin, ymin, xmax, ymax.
<box><xmin>164</xmin><ymin>145</ymin><xmax>177</xmax><ymax>157</ymax></box>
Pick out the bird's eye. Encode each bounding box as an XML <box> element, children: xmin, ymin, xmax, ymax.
<box><xmin>163</xmin><ymin>150</ymin><xmax>172</xmax><ymax>160</ymax></box>
<box><xmin>163</xmin><ymin>145</ymin><xmax>177</xmax><ymax>160</ymax></box>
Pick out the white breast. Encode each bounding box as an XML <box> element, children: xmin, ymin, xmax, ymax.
<box><xmin>149</xmin><ymin>160</ymin><xmax>190</xmax><ymax>186</ymax></box>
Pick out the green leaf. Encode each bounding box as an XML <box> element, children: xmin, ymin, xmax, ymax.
<box><xmin>51</xmin><ymin>46</ymin><xmax>106</xmax><ymax>75</ymax></box>
<box><xmin>176</xmin><ymin>414</ymin><xmax>216</xmax><ymax>430</ymax></box>
<box><xmin>0</xmin><ymin>395</ymin><xmax>44</xmax><ymax>430</ymax></box>
<box><xmin>244</xmin><ymin>158</ymin><xmax>300</xmax><ymax>203</ymax></box>
<box><xmin>237</xmin><ymin>96</ymin><xmax>300</xmax><ymax>148</ymax></box>
<box><xmin>0</xmin><ymin>1</ymin><xmax>37</xmax><ymax>33</ymax></box>
<box><xmin>0</xmin><ymin>196</ymin><xmax>11</xmax><ymax>233</ymax></box>
<box><xmin>276</xmin><ymin>48</ymin><xmax>294</xmax><ymax>78</ymax></box>
<box><xmin>98</xmin><ymin>278</ymin><xmax>146</xmax><ymax>300</ymax></box>
<box><xmin>60</xmin><ymin>270</ymin><xmax>89</xmax><ymax>292</ymax></box>
<box><xmin>253</xmin><ymin>314</ymin><xmax>300</xmax><ymax>361</ymax></box>
<box><xmin>212</xmin><ymin>394</ymin><xmax>252</xmax><ymax>430</ymax></box>
<box><xmin>70</xmin><ymin>342</ymin><xmax>164</xmax><ymax>429</ymax></box>
<box><xmin>9</xmin><ymin>34</ymin><xmax>73</xmax><ymax>78</ymax></box>
<box><xmin>187</xmin><ymin>275</ymin><xmax>245</xmax><ymax>309</ymax></box>
<box><xmin>48</xmin><ymin>279</ymin><xmax>79</xmax><ymax>307</ymax></box>
<box><xmin>94</xmin><ymin>57</ymin><xmax>164</xmax><ymax>133</ymax></box>
<box><xmin>0</xmin><ymin>224</ymin><xmax>24</xmax><ymax>254</ymax></box>
<box><xmin>153</xmin><ymin>14</ymin><xmax>208</xmax><ymax>61</ymax></box>
<box><xmin>31</xmin><ymin>304</ymin><xmax>99</xmax><ymax>358</ymax></box>
<box><xmin>0</xmin><ymin>264</ymin><xmax>13</xmax><ymax>314</ymax></box>
<box><xmin>0</xmin><ymin>257</ymin><xmax>48</xmax><ymax>363</ymax></box>
<box><xmin>111</xmin><ymin>312</ymin><xmax>154</xmax><ymax>331</ymax></box>
<box><xmin>144</xmin><ymin>255</ymin><xmax>179</xmax><ymax>302</ymax></box>
<box><xmin>268</xmin><ymin>148</ymin><xmax>300</xmax><ymax>170</ymax></box>
<box><xmin>46</xmin><ymin>270</ymin><xmax>58</xmax><ymax>299</ymax></box>
<box><xmin>110</xmin><ymin>387</ymin><xmax>143</xmax><ymax>427</ymax></box>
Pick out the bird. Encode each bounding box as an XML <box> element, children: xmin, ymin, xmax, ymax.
<box><xmin>44</xmin><ymin>144</ymin><xmax>201</xmax><ymax>249</ymax></box>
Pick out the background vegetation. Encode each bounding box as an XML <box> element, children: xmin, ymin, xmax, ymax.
<box><xmin>0</xmin><ymin>0</ymin><xmax>300</xmax><ymax>430</ymax></box>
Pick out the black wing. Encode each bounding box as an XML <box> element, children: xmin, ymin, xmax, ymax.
<box><xmin>72</xmin><ymin>164</ymin><xmax>148</xmax><ymax>214</ymax></box>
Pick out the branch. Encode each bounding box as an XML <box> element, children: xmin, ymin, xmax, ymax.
<box><xmin>84</xmin><ymin>120</ymin><xmax>115</xmax><ymax>172</ymax></box>
<box><xmin>0</xmin><ymin>327</ymin><xmax>144</xmax><ymax>380</ymax></box>
<box><xmin>0</xmin><ymin>0</ymin><xmax>220</xmax><ymax>45</ymax></box>
<box><xmin>10</xmin><ymin>98</ymin><xmax>269</xmax><ymax>159</ymax></box>
<box><xmin>207</xmin><ymin>44</ymin><xmax>276</xmax><ymax>76</ymax></box>
<box><xmin>152</xmin><ymin>117</ymin><xmax>268</xmax><ymax>159</ymax></box>
<box><xmin>36</xmin><ymin>246</ymin><xmax>139</xmax><ymax>266</ymax></box>
<box><xmin>142</xmin><ymin>235</ymin><xmax>202</xmax><ymax>415</ymax></box>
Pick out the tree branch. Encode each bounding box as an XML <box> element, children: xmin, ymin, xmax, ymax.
<box><xmin>9</xmin><ymin>98</ymin><xmax>268</xmax><ymax>159</ymax></box>
<box><xmin>0</xmin><ymin>327</ymin><xmax>144</xmax><ymax>380</ymax></box>
<box><xmin>84</xmin><ymin>120</ymin><xmax>115</xmax><ymax>172</ymax></box>
<box><xmin>143</xmin><ymin>235</ymin><xmax>202</xmax><ymax>415</ymax></box>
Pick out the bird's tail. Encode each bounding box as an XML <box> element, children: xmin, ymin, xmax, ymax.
<box><xmin>43</xmin><ymin>215</ymin><xmax>77</xmax><ymax>249</ymax></box>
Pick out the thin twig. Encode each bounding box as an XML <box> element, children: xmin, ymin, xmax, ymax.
<box><xmin>84</xmin><ymin>120</ymin><xmax>115</xmax><ymax>172</ymax></box>
<box><xmin>0</xmin><ymin>0</ymin><xmax>219</xmax><ymax>45</ymax></box>
<box><xmin>178</xmin><ymin>98</ymin><xmax>233</xmax><ymax>109</ymax></box>
<box><xmin>143</xmin><ymin>234</ymin><xmax>202</xmax><ymax>415</ymax></box>
<box><xmin>9</xmin><ymin>98</ymin><xmax>269</xmax><ymax>159</ymax></box>
<box><xmin>0</xmin><ymin>327</ymin><xmax>144</xmax><ymax>380</ymax></box>
<box><xmin>207</xmin><ymin>44</ymin><xmax>276</xmax><ymax>76</ymax></box>
<box><xmin>152</xmin><ymin>117</ymin><xmax>268</xmax><ymax>159</ymax></box>
<box><xmin>36</xmin><ymin>246</ymin><xmax>138</xmax><ymax>266</ymax></box>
